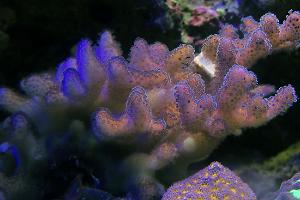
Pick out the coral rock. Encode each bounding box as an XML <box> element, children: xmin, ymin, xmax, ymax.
<box><xmin>162</xmin><ymin>162</ymin><xmax>257</xmax><ymax>200</ymax></box>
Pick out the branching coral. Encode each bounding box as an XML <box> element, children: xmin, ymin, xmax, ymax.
<box><xmin>0</xmin><ymin>11</ymin><xmax>298</xmax><ymax>200</ymax></box>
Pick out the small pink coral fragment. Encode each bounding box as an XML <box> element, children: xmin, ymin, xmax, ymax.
<box><xmin>188</xmin><ymin>6</ymin><xmax>218</xmax><ymax>27</ymax></box>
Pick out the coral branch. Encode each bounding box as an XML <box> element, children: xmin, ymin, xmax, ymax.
<box><xmin>93</xmin><ymin>87</ymin><xmax>166</xmax><ymax>140</ymax></box>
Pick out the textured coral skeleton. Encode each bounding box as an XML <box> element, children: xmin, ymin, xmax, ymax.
<box><xmin>162</xmin><ymin>162</ymin><xmax>257</xmax><ymax>200</ymax></box>
<box><xmin>0</xmin><ymin>11</ymin><xmax>299</xmax><ymax>199</ymax></box>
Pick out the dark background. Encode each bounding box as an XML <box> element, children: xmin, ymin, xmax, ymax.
<box><xmin>0</xmin><ymin>0</ymin><xmax>300</xmax><ymax>167</ymax></box>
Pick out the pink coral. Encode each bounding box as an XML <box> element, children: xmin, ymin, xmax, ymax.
<box><xmin>0</xmin><ymin>13</ymin><xmax>297</xmax><ymax>169</ymax></box>
<box><xmin>188</xmin><ymin>6</ymin><xmax>219</xmax><ymax>27</ymax></box>
<box><xmin>0</xmin><ymin>12</ymin><xmax>298</xmax><ymax>199</ymax></box>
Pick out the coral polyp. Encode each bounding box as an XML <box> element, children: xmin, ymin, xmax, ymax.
<box><xmin>0</xmin><ymin>10</ymin><xmax>299</xmax><ymax>200</ymax></box>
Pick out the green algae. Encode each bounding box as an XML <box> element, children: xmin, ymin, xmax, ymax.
<box><xmin>262</xmin><ymin>141</ymin><xmax>300</xmax><ymax>171</ymax></box>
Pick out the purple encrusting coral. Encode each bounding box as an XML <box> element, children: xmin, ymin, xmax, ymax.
<box><xmin>162</xmin><ymin>162</ymin><xmax>256</xmax><ymax>200</ymax></box>
<box><xmin>0</xmin><ymin>11</ymin><xmax>299</xmax><ymax>200</ymax></box>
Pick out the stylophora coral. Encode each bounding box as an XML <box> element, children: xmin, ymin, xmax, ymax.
<box><xmin>0</xmin><ymin>11</ymin><xmax>299</xmax><ymax>199</ymax></box>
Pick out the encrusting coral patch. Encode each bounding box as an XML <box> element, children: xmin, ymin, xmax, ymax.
<box><xmin>162</xmin><ymin>162</ymin><xmax>257</xmax><ymax>200</ymax></box>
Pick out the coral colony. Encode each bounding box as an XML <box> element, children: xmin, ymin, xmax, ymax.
<box><xmin>0</xmin><ymin>10</ymin><xmax>299</xmax><ymax>200</ymax></box>
<box><xmin>162</xmin><ymin>162</ymin><xmax>257</xmax><ymax>200</ymax></box>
